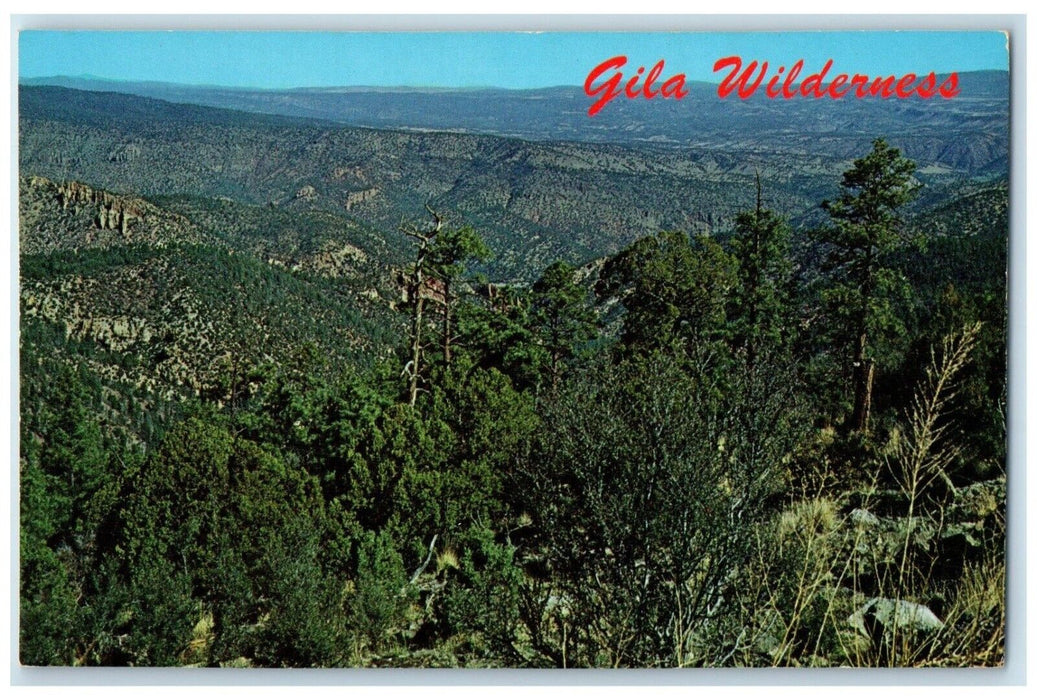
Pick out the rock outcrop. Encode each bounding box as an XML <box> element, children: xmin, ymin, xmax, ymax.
<box><xmin>55</xmin><ymin>179</ymin><xmax>146</xmax><ymax>236</ymax></box>
<box><xmin>107</xmin><ymin>143</ymin><xmax>142</xmax><ymax>163</ymax></box>
<box><xmin>293</xmin><ymin>185</ymin><xmax>317</xmax><ymax>201</ymax></box>
<box><xmin>849</xmin><ymin>597</ymin><xmax>944</xmax><ymax>645</ymax></box>
<box><xmin>19</xmin><ymin>176</ymin><xmax>204</xmax><ymax>254</ymax></box>
<box><xmin>332</xmin><ymin>165</ymin><xmax>367</xmax><ymax>182</ymax></box>
<box><xmin>345</xmin><ymin>187</ymin><xmax>380</xmax><ymax>211</ymax></box>
<box><xmin>300</xmin><ymin>242</ymin><xmax>368</xmax><ymax>278</ymax></box>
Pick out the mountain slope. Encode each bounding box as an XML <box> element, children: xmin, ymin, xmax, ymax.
<box><xmin>20</xmin><ymin>175</ymin><xmax>405</xmax><ymax>406</ymax></box>
<box><xmin>22</xmin><ymin>73</ymin><xmax>1009</xmax><ymax>175</ymax></box>
<box><xmin>20</xmin><ymin>85</ymin><xmax>1008</xmax><ymax>280</ymax></box>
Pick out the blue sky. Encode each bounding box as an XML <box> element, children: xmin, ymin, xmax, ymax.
<box><xmin>19</xmin><ymin>30</ymin><xmax>1009</xmax><ymax>89</ymax></box>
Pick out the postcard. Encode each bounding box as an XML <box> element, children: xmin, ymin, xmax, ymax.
<box><xmin>14</xmin><ymin>21</ymin><xmax>1013</xmax><ymax>673</ymax></box>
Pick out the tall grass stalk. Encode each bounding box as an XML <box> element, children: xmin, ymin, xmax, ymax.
<box><xmin>884</xmin><ymin>322</ymin><xmax>981</xmax><ymax>663</ymax></box>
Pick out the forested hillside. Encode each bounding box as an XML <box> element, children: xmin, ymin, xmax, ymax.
<box><xmin>18</xmin><ymin>84</ymin><xmax>1007</xmax><ymax>668</ymax></box>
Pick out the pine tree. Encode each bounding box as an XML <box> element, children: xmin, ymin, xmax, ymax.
<box><xmin>596</xmin><ymin>230</ymin><xmax>735</xmax><ymax>357</ymax></box>
<box><xmin>426</xmin><ymin>223</ymin><xmax>491</xmax><ymax>367</ymax></box>
<box><xmin>400</xmin><ymin>206</ymin><xmax>490</xmax><ymax>405</ymax></box>
<box><xmin>729</xmin><ymin>177</ymin><xmax>793</xmax><ymax>369</ymax></box>
<box><xmin>400</xmin><ymin>206</ymin><xmax>443</xmax><ymax>407</ymax></box>
<box><xmin>816</xmin><ymin>138</ymin><xmax>920</xmax><ymax>433</ymax></box>
<box><xmin>530</xmin><ymin>261</ymin><xmax>597</xmax><ymax>393</ymax></box>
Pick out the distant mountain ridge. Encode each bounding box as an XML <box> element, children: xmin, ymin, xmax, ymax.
<box><xmin>21</xmin><ymin>72</ymin><xmax>1009</xmax><ymax>160</ymax></box>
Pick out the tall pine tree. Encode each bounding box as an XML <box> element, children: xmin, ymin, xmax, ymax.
<box><xmin>530</xmin><ymin>261</ymin><xmax>597</xmax><ymax>393</ymax></box>
<box><xmin>729</xmin><ymin>178</ymin><xmax>793</xmax><ymax>369</ymax></box>
<box><xmin>815</xmin><ymin>138</ymin><xmax>920</xmax><ymax>433</ymax></box>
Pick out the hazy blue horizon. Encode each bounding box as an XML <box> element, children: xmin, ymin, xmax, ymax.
<box><xmin>20</xmin><ymin>68</ymin><xmax>1010</xmax><ymax>93</ymax></box>
<box><xmin>19</xmin><ymin>31</ymin><xmax>1010</xmax><ymax>91</ymax></box>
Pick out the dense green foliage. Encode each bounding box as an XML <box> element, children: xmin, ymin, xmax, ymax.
<box><xmin>20</xmin><ymin>131</ymin><xmax>1006</xmax><ymax>668</ymax></box>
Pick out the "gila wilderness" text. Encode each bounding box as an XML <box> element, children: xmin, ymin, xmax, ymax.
<box><xmin>583</xmin><ymin>55</ymin><xmax>961</xmax><ymax>116</ymax></box>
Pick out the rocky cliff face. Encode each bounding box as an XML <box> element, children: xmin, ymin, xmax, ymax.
<box><xmin>344</xmin><ymin>187</ymin><xmax>380</xmax><ymax>211</ymax></box>
<box><xmin>293</xmin><ymin>185</ymin><xmax>318</xmax><ymax>202</ymax></box>
<box><xmin>299</xmin><ymin>241</ymin><xmax>368</xmax><ymax>278</ymax></box>
<box><xmin>20</xmin><ymin>176</ymin><xmax>207</xmax><ymax>254</ymax></box>
<box><xmin>55</xmin><ymin>179</ymin><xmax>147</xmax><ymax>235</ymax></box>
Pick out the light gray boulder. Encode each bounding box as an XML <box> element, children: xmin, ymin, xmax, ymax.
<box><xmin>849</xmin><ymin>597</ymin><xmax>944</xmax><ymax>645</ymax></box>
